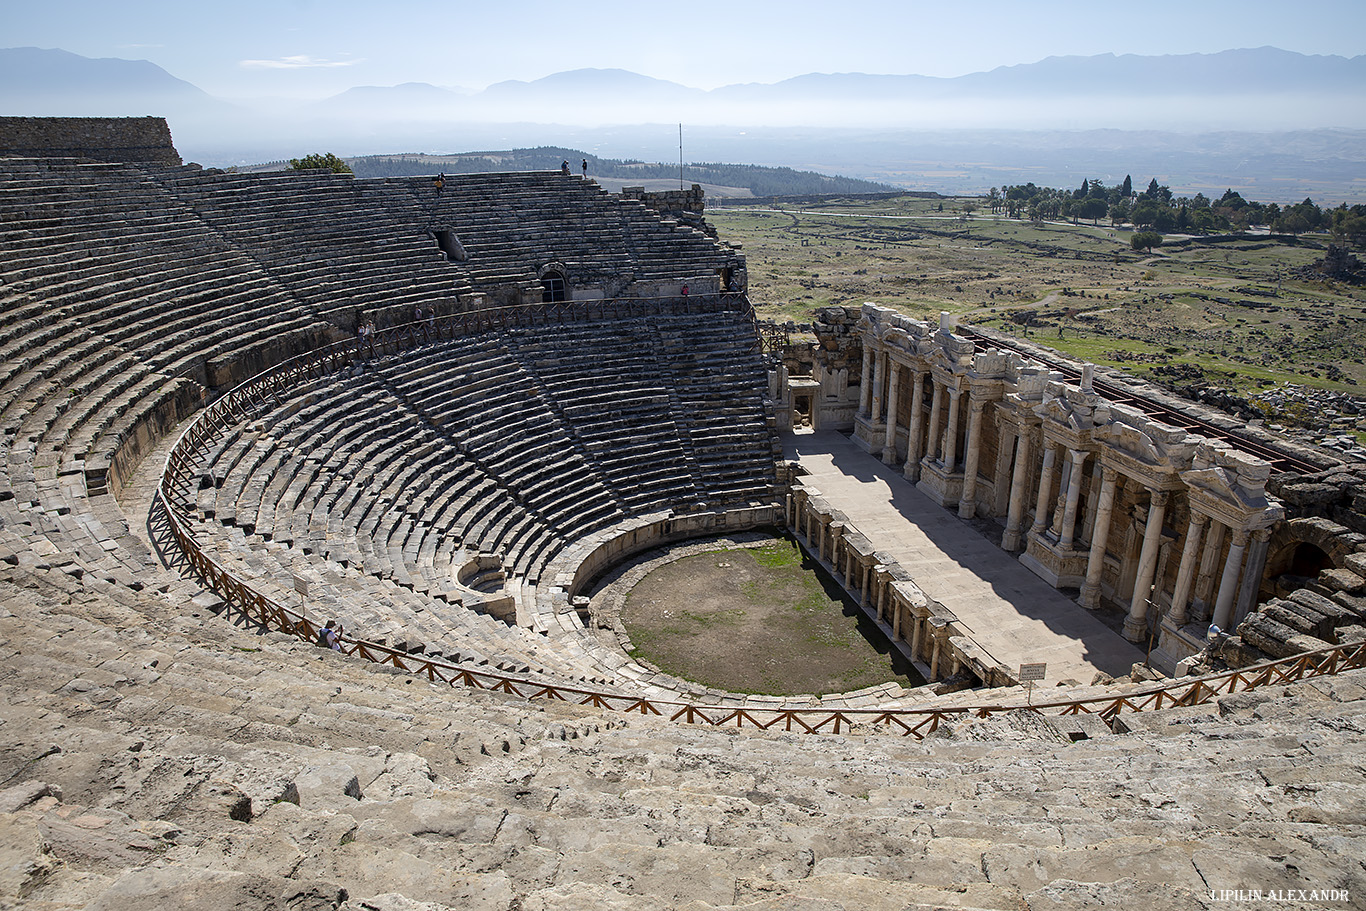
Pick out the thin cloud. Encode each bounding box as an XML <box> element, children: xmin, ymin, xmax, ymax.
<box><xmin>239</xmin><ymin>55</ymin><xmax>363</xmax><ymax>70</ymax></box>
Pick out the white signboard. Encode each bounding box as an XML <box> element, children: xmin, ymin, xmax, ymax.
<box><xmin>1019</xmin><ymin>662</ymin><xmax>1047</xmax><ymax>683</ymax></box>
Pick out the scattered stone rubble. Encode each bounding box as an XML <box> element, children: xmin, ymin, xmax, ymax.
<box><xmin>1294</xmin><ymin>243</ymin><xmax>1366</xmax><ymax>284</ymax></box>
<box><xmin>1254</xmin><ymin>384</ymin><xmax>1366</xmax><ymax>460</ymax></box>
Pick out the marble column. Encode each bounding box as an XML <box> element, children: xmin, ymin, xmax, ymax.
<box><xmin>1029</xmin><ymin>443</ymin><xmax>1058</xmax><ymax>537</ymax></box>
<box><xmin>882</xmin><ymin>362</ymin><xmax>902</xmax><ymax>464</ymax></box>
<box><xmin>1078</xmin><ymin>467</ymin><xmax>1120</xmax><ymax>608</ymax></box>
<box><xmin>1211</xmin><ymin>527</ymin><xmax>1251</xmax><ymax>631</ymax></box>
<box><xmin>958</xmin><ymin>398</ymin><xmax>988</xmax><ymax>518</ymax></box>
<box><xmin>929</xmin><ymin>623</ymin><xmax>945</xmax><ymax>681</ymax></box>
<box><xmin>870</xmin><ymin>348</ymin><xmax>885</xmax><ymax>425</ymax></box>
<box><xmin>1081</xmin><ymin>458</ymin><xmax>1103</xmax><ymax>543</ymax></box>
<box><xmin>1058</xmin><ymin>449</ymin><xmax>1089</xmax><ymax>550</ymax></box>
<box><xmin>1233</xmin><ymin>528</ymin><xmax>1272</xmax><ymax>626</ymax></box>
<box><xmin>1123</xmin><ymin>490</ymin><xmax>1169</xmax><ymax>642</ymax></box>
<box><xmin>1167</xmin><ymin>511</ymin><xmax>1209</xmax><ymax>627</ymax></box>
<box><xmin>992</xmin><ymin>420</ymin><xmax>1016</xmax><ymax>517</ymax></box>
<box><xmin>857</xmin><ymin>342</ymin><xmax>873</xmax><ymax>417</ymax></box>
<box><xmin>1191</xmin><ymin>521</ymin><xmax>1226</xmax><ymax>622</ymax></box>
<box><xmin>903</xmin><ymin>370</ymin><xmax>926</xmax><ymax>481</ymax></box>
<box><xmin>908</xmin><ymin>607</ymin><xmax>923</xmax><ymax>658</ymax></box>
<box><xmin>924</xmin><ymin>379</ymin><xmax>944</xmax><ymax>464</ymax></box>
<box><xmin>942</xmin><ymin>386</ymin><xmax>963</xmax><ymax>471</ymax></box>
<box><xmin>1001</xmin><ymin>428</ymin><xmax>1034</xmax><ymax>551</ymax></box>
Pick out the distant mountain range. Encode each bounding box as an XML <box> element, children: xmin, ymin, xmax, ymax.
<box><xmin>4</xmin><ymin>45</ymin><xmax>1363</xmax><ymax>126</ymax></box>
<box><xmin>3</xmin><ymin>46</ymin><xmax>1365</xmax><ymax>202</ymax></box>
<box><xmin>0</xmin><ymin>46</ymin><xmax>214</xmax><ymax>114</ymax></box>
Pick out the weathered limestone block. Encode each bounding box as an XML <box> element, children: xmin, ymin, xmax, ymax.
<box><xmin>0</xmin><ymin>813</ymin><xmax>62</xmax><ymax>903</ymax></box>
<box><xmin>1264</xmin><ymin>603</ymin><xmax>1332</xmax><ymax>641</ymax></box>
<box><xmin>364</xmin><ymin>753</ymin><xmax>436</xmax><ymax>801</ymax></box>
<box><xmin>1287</xmin><ymin>588</ymin><xmax>1356</xmax><ymax>624</ymax></box>
<box><xmin>85</xmin><ymin>866</ymin><xmax>347</xmax><ymax>911</ymax></box>
<box><xmin>1240</xmin><ymin>613</ymin><xmax>1332</xmax><ymax>659</ymax></box>
<box><xmin>294</xmin><ymin>763</ymin><xmax>363</xmax><ymax>806</ymax></box>
<box><xmin>1321</xmin><ymin>567</ymin><xmax>1365</xmax><ymax>594</ymax></box>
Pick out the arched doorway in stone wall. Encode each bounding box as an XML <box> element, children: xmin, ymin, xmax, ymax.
<box><xmin>1264</xmin><ymin>517</ymin><xmax>1354</xmax><ymax>600</ymax></box>
<box><xmin>540</xmin><ymin>270</ymin><xmax>567</xmax><ymax>303</ymax></box>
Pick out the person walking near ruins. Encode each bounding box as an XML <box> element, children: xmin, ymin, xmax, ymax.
<box><xmin>317</xmin><ymin>619</ymin><xmax>344</xmax><ymax>650</ymax></box>
<box><xmin>581</xmin><ymin>158</ymin><xmax>588</xmax><ymax>178</ymax></box>
<box><xmin>561</xmin><ymin>160</ymin><xmax>570</xmax><ymax>176</ymax></box>
<box><xmin>434</xmin><ymin>172</ymin><xmax>445</xmax><ymax>196</ymax></box>
<box><xmin>360</xmin><ymin>318</ymin><xmax>376</xmax><ymax>358</ymax></box>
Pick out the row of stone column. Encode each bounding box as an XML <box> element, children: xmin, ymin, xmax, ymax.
<box><xmin>858</xmin><ymin>346</ymin><xmax>991</xmax><ymax>519</ymax></box>
<box><xmin>857</xmin><ymin>337</ymin><xmax>1273</xmax><ymax>643</ymax></box>
<box><xmin>1002</xmin><ymin>428</ymin><xmax>1270</xmax><ymax>641</ymax></box>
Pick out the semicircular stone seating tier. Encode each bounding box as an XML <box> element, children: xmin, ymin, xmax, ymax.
<box><xmin>0</xmin><ymin>157</ymin><xmax>366</xmax><ymax>606</ymax></box>
<box><xmin>0</xmin><ymin>154</ymin><xmax>772</xmax><ymax>704</ymax></box>
<box><xmin>365</xmin><ymin>172</ymin><xmax>735</xmax><ymax>293</ymax></box>
<box><xmin>177</xmin><ymin>311</ymin><xmax>782</xmax><ymax>691</ymax></box>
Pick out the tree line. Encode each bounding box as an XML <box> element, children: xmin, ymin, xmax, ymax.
<box><xmin>987</xmin><ymin>176</ymin><xmax>1365</xmax><ymax>245</ymax></box>
<box><xmin>343</xmin><ymin>147</ymin><xmax>895</xmax><ymax>197</ymax></box>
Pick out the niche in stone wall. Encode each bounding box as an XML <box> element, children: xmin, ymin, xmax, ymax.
<box><xmin>431</xmin><ymin>229</ymin><xmax>467</xmax><ymax>262</ymax></box>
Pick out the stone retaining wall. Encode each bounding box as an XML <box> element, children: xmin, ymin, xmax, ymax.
<box><xmin>787</xmin><ymin>484</ymin><xmax>1016</xmax><ymax>688</ymax></box>
<box><xmin>538</xmin><ymin>506</ymin><xmax>782</xmax><ymax>632</ymax></box>
<box><xmin>0</xmin><ymin>116</ymin><xmax>181</xmax><ymax>165</ymax></box>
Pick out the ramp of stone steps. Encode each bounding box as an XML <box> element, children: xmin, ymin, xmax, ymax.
<box><xmin>788</xmin><ymin>430</ymin><xmax>1145</xmax><ymax>685</ymax></box>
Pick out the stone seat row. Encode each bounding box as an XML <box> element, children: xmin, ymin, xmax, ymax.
<box><xmin>195</xmin><ymin>523</ymin><xmax>616</xmax><ymax>684</ymax></box>
<box><xmin>191</xmin><ymin>379</ymin><xmax>574</xmax><ymax>598</ymax></box>
<box><xmin>178</xmin><ymin>309</ymin><xmax>775</xmax><ymax>676</ymax></box>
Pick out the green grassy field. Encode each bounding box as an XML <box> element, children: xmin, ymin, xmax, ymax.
<box><xmin>711</xmin><ymin>198</ymin><xmax>1366</xmax><ymax>397</ymax></box>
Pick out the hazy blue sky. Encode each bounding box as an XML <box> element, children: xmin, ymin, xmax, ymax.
<box><xmin>7</xmin><ymin>0</ymin><xmax>1365</xmax><ymax>99</ymax></box>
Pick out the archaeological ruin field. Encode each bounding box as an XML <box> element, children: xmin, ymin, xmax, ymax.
<box><xmin>714</xmin><ymin>197</ymin><xmax>1366</xmax><ymax>403</ymax></box>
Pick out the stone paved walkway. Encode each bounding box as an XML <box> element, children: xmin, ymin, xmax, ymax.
<box><xmin>786</xmin><ymin>431</ymin><xmax>1145</xmax><ymax>685</ymax></box>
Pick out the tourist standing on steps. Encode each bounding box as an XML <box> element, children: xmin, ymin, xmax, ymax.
<box><xmin>360</xmin><ymin>319</ymin><xmax>376</xmax><ymax>358</ymax></box>
<box><xmin>582</xmin><ymin>159</ymin><xmax>588</xmax><ymax>178</ymax></box>
<box><xmin>561</xmin><ymin>160</ymin><xmax>570</xmax><ymax>176</ymax></box>
<box><xmin>434</xmin><ymin>172</ymin><xmax>445</xmax><ymax>195</ymax></box>
<box><xmin>415</xmin><ymin>304</ymin><xmax>428</xmax><ymax>343</ymax></box>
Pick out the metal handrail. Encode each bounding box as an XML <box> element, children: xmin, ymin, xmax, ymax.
<box><xmin>156</xmin><ymin>301</ymin><xmax>1366</xmax><ymax>737</ymax></box>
